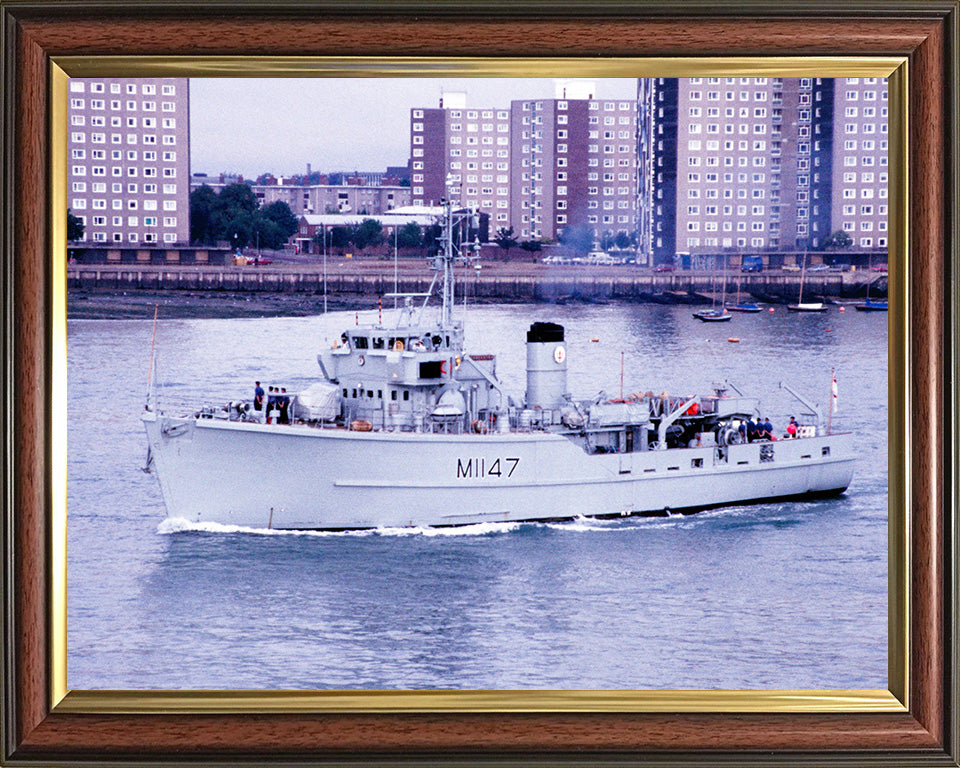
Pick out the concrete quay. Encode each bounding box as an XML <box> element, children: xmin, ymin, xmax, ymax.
<box><xmin>66</xmin><ymin>262</ymin><xmax>887</xmax><ymax>304</ymax></box>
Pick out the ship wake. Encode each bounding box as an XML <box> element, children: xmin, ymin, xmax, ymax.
<box><xmin>156</xmin><ymin>517</ymin><xmax>523</xmax><ymax>538</ymax></box>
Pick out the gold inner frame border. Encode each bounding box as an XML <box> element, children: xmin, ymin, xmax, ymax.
<box><xmin>49</xmin><ymin>55</ymin><xmax>909</xmax><ymax>715</ymax></box>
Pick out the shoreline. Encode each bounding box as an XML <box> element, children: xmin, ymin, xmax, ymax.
<box><xmin>67</xmin><ymin>289</ymin><xmax>538</xmax><ymax>320</ymax></box>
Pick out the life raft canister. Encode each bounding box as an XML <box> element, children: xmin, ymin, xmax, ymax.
<box><xmin>394</xmin><ymin>339</ymin><xmax>404</xmax><ymax>351</ymax></box>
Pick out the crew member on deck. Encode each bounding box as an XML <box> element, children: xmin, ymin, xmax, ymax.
<box><xmin>279</xmin><ymin>387</ymin><xmax>290</xmax><ymax>424</ymax></box>
<box><xmin>253</xmin><ymin>381</ymin><xmax>264</xmax><ymax>412</ymax></box>
<box><xmin>786</xmin><ymin>416</ymin><xmax>798</xmax><ymax>438</ymax></box>
<box><xmin>267</xmin><ymin>386</ymin><xmax>278</xmax><ymax>424</ymax></box>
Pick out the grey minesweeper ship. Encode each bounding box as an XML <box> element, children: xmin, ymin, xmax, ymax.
<box><xmin>142</xmin><ymin>201</ymin><xmax>855</xmax><ymax>530</ymax></box>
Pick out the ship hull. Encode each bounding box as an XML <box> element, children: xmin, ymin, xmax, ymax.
<box><xmin>144</xmin><ymin>413</ymin><xmax>856</xmax><ymax>529</ymax></box>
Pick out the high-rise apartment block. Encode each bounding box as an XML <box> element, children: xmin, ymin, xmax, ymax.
<box><xmin>823</xmin><ymin>77</ymin><xmax>890</xmax><ymax>251</ymax></box>
<box><xmin>647</xmin><ymin>76</ymin><xmax>888</xmax><ymax>261</ymax></box>
<box><xmin>68</xmin><ymin>77</ymin><xmax>190</xmax><ymax>245</ymax></box>
<box><xmin>511</xmin><ymin>97</ymin><xmax>638</xmax><ymax>240</ymax></box>
<box><xmin>412</xmin><ymin>78</ymin><xmax>887</xmax><ymax>260</ymax></box>
<box><xmin>411</xmin><ymin>88</ymin><xmax>638</xmax><ymax>242</ymax></box>
<box><xmin>410</xmin><ymin>92</ymin><xmax>513</xmax><ymax>228</ymax></box>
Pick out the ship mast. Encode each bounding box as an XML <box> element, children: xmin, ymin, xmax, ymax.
<box><xmin>432</xmin><ymin>175</ymin><xmax>480</xmax><ymax>329</ymax></box>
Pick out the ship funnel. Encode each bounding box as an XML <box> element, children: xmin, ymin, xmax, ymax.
<box><xmin>526</xmin><ymin>322</ymin><xmax>567</xmax><ymax>409</ymax></box>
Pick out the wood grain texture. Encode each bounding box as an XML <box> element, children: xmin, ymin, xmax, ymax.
<box><xmin>14</xmin><ymin>712</ymin><xmax>941</xmax><ymax>756</ymax></box>
<box><xmin>15</xmin><ymin>16</ymin><xmax>943</xmax><ymax>57</ymax></box>
<box><xmin>4</xmin><ymin>3</ymin><xmax>956</xmax><ymax>764</ymax></box>
<box><xmin>13</xmin><ymin>21</ymin><xmax>50</xmax><ymax>748</ymax></box>
<box><xmin>907</xmin><ymin>10</ymin><xmax>946</xmax><ymax>747</ymax></box>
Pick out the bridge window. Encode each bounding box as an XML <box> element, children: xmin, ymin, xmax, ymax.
<box><xmin>419</xmin><ymin>361</ymin><xmax>443</xmax><ymax>379</ymax></box>
<box><xmin>352</xmin><ymin>336</ymin><xmax>369</xmax><ymax>349</ymax></box>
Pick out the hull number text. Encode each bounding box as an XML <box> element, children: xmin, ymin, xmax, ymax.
<box><xmin>457</xmin><ymin>457</ymin><xmax>520</xmax><ymax>479</ymax></box>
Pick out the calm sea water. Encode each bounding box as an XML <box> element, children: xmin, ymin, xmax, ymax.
<box><xmin>67</xmin><ymin>301</ymin><xmax>888</xmax><ymax>690</ymax></box>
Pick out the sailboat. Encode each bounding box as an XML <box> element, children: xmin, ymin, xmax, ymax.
<box><xmin>855</xmin><ymin>272</ymin><xmax>888</xmax><ymax>311</ymax></box>
<box><xmin>787</xmin><ymin>250</ymin><xmax>827</xmax><ymax>312</ymax></box>
<box><xmin>726</xmin><ymin>264</ymin><xmax>762</xmax><ymax>312</ymax></box>
<box><xmin>694</xmin><ymin>256</ymin><xmax>733</xmax><ymax>322</ymax></box>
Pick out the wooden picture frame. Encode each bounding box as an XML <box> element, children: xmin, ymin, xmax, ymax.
<box><xmin>2</xmin><ymin>1</ymin><xmax>957</xmax><ymax>764</ymax></box>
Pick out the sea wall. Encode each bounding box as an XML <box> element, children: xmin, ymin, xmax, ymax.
<box><xmin>66</xmin><ymin>264</ymin><xmax>887</xmax><ymax>304</ymax></box>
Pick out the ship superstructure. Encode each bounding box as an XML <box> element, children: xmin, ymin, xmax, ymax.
<box><xmin>142</xmin><ymin>200</ymin><xmax>855</xmax><ymax>530</ymax></box>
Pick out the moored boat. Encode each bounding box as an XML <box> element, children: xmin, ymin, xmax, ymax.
<box><xmin>693</xmin><ymin>307</ymin><xmax>733</xmax><ymax>322</ymax></box>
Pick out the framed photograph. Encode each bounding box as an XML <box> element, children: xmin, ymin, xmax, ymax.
<box><xmin>2</xmin><ymin>1</ymin><xmax>957</xmax><ymax>765</ymax></box>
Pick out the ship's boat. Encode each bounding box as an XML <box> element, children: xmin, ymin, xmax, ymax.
<box><xmin>142</xmin><ymin>202</ymin><xmax>855</xmax><ymax>530</ymax></box>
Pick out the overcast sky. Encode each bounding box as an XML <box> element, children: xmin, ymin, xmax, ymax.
<box><xmin>189</xmin><ymin>78</ymin><xmax>638</xmax><ymax>178</ymax></box>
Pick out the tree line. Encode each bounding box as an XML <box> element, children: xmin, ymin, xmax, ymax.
<box><xmin>312</xmin><ymin>221</ymin><xmax>444</xmax><ymax>254</ymax></box>
<box><xmin>190</xmin><ymin>183</ymin><xmax>299</xmax><ymax>250</ymax></box>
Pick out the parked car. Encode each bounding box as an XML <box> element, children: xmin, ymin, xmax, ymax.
<box><xmin>740</xmin><ymin>255</ymin><xmax>764</xmax><ymax>273</ymax></box>
<box><xmin>871</xmin><ymin>264</ymin><xmax>889</xmax><ymax>272</ymax></box>
<box><xmin>807</xmin><ymin>263</ymin><xmax>830</xmax><ymax>272</ymax></box>
<box><xmin>653</xmin><ymin>264</ymin><xmax>676</xmax><ymax>272</ymax></box>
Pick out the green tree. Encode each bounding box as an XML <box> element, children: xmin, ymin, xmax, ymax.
<box><xmin>421</xmin><ymin>224</ymin><xmax>442</xmax><ymax>253</ymax></box>
<box><xmin>397</xmin><ymin>222</ymin><xmax>422</xmax><ymax>249</ymax></box>
<box><xmin>224</xmin><ymin>215</ymin><xmax>253</xmax><ymax>250</ymax></box>
<box><xmin>494</xmin><ymin>226</ymin><xmax>518</xmax><ymax>257</ymax></box>
<box><xmin>189</xmin><ymin>185</ymin><xmax>220</xmax><ymax>244</ymax></box>
<box><xmin>191</xmin><ymin>183</ymin><xmax>260</xmax><ymax>247</ymax></box>
<box><xmin>557</xmin><ymin>224</ymin><xmax>594</xmax><ymax>254</ymax></box>
<box><xmin>254</xmin><ymin>201</ymin><xmax>299</xmax><ymax>249</ymax></box>
<box><xmin>614</xmin><ymin>231</ymin><xmax>632</xmax><ymax>249</ymax></box>
<box><xmin>67</xmin><ymin>209</ymin><xmax>85</xmax><ymax>241</ymax></box>
<box><xmin>215</xmin><ymin>183</ymin><xmax>258</xmax><ymax>217</ymax></box>
<box><xmin>823</xmin><ymin>230</ymin><xmax>853</xmax><ymax>249</ymax></box>
<box><xmin>352</xmin><ymin>218</ymin><xmax>384</xmax><ymax>250</ymax></box>
<box><xmin>328</xmin><ymin>226</ymin><xmax>352</xmax><ymax>252</ymax></box>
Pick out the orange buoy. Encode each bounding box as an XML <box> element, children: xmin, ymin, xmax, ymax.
<box><xmin>728</xmin><ymin>337</ymin><xmax>740</xmax><ymax>343</ymax></box>
<box><xmin>768</xmin><ymin>307</ymin><xmax>775</xmax><ymax>312</ymax></box>
<box><xmin>839</xmin><ymin>306</ymin><xmax>846</xmax><ymax>312</ymax></box>
<box><xmin>590</xmin><ymin>337</ymin><xmax>600</xmax><ymax>342</ymax></box>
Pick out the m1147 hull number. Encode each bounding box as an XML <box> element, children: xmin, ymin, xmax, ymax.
<box><xmin>456</xmin><ymin>457</ymin><xmax>520</xmax><ymax>479</ymax></box>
